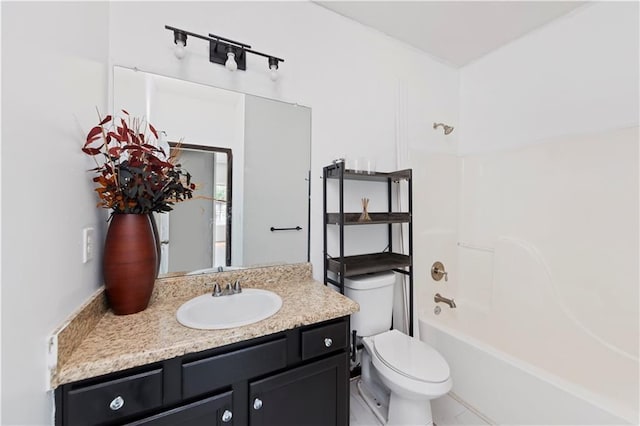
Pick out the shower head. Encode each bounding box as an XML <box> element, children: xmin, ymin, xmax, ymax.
<box><xmin>433</xmin><ymin>122</ymin><xmax>454</xmax><ymax>135</ymax></box>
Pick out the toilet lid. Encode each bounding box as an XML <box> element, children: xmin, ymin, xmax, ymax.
<box><xmin>373</xmin><ymin>330</ymin><xmax>450</xmax><ymax>383</ymax></box>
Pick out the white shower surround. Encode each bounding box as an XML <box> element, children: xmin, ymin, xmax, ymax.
<box><xmin>414</xmin><ymin>128</ymin><xmax>639</xmax><ymax>425</ymax></box>
<box><xmin>418</xmin><ymin>3</ymin><xmax>639</xmax><ymax>424</ymax></box>
<box><xmin>419</xmin><ymin>235</ymin><xmax>638</xmax><ymax>424</ymax></box>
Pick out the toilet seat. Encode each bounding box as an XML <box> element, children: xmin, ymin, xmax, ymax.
<box><xmin>360</xmin><ymin>331</ymin><xmax>453</xmax><ymax>424</ymax></box>
<box><xmin>364</xmin><ymin>330</ymin><xmax>453</xmax><ymax>399</ymax></box>
<box><xmin>372</xmin><ymin>330</ymin><xmax>450</xmax><ymax>384</ymax></box>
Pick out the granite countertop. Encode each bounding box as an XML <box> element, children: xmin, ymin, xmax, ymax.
<box><xmin>51</xmin><ymin>263</ymin><xmax>359</xmax><ymax>387</ymax></box>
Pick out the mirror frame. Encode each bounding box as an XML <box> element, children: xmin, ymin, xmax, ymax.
<box><xmin>169</xmin><ymin>142</ymin><xmax>233</xmax><ymax>267</ymax></box>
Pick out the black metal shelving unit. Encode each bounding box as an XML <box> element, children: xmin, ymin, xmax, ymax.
<box><xmin>322</xmin><ymin>161</ymin><xmax>414</xmax><ymax>336</ymax></box>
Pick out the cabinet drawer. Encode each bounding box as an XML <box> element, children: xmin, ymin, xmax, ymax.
<box><xmin>183</xmin><ymin>338</ymin><xmax>287</xmax><ymax>399</ymax></box>
<box><xmin>126</xmin><ymin>391</ymin><xmax>233</xmax><ymax>426</ymax></box>
<box><xmin>301</xmin><ymin>321</ymin><xmax>348</xmax><ymax>360</ymax></box>
<box><xmin>66</xmin><ymin>368</ymin><xmax>163</xmax><ymax>425</ymax></box>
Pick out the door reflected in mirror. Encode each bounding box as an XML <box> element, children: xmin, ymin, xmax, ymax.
<box><xmin>113</xmin><ymin>66</ymin><xmax>311</xmax><ymax>277</ymax></box>
<box><xmin>156</xmin><ymin>144</ymin><xmax>232</xmax><ymax>276</ymax></box>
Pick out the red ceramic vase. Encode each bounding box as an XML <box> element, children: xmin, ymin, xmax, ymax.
<box><xmin>103</xmin><ymin>213</ymin><xmax>158</xmax><ymax>315</ymax></box>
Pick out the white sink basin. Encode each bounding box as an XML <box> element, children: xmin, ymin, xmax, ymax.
<box><xmin>176</xmin><ymin>289</ymin><xmax>283</xmax><ymax>330</ymax></box>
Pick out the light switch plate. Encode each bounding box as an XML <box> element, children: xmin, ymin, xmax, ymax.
<box><xmin>82</xmin><ymin>227</ymin><xmax>94</xmax><ymax>263</ymax></box>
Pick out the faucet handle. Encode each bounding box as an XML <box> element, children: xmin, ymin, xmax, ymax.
<box><xmin>431</xmin><ymin>261</ymin><xmax>448</xmax><ymax>282</ymax></box>
<box><xmin>225</xmin><ymin>282</ymin><xmax>233</xmax><ymax>294</ymax></box>
<box><xmin>212</xmin><ymin>282</ymin><xmax>222</xmax><ymax>297</ymax></box>
<box><xmin>233</xmin><ymin>279</ymin><xmax>242</xmax><ymax>294</ymax></box>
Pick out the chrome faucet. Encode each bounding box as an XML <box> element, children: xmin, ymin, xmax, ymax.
<box><xmin>434</xmin><ymin>293</ymin><xmax>456</xmax><ymax>308</ymax></box>
<box><xmin>212</xmin><ymin>280</ymin><xmax>242</xmax><ymax>297</ymax></box>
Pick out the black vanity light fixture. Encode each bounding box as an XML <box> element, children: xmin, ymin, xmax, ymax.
<box><xmin>165</xmin><ymin>25</ymin><xmax>285</xmax><ymax>81</ymax></box>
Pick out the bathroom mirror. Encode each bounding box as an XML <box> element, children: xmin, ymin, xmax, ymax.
<box><xmin>113</xmin><ymin>66</ymin><xmax>311</xmax><ymax>277</ymax></box>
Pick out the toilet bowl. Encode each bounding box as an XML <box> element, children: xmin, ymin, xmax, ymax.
<box><xmin>362</xmin><ymin>330</ymin><xmax>452</xmax><ymax>425</ymax></box>
<box><xmin>340</xmin><ymin>271</ymin><xmax>452</xmax><ymax>425</ymax></box>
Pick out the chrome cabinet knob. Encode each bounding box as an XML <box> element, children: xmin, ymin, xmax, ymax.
<box><xmin>221</xmin><ymin>409</ymin><xmax>233</xmax><ymax>422</ymax></box>
<box><xmin>109</xmin><ymin>396</ymin><xmax>125</xmax><ymax>411</ymax></box>
<box><xmin>324</xmin><ymin>338</ymin><xmax>333</xmax><ymax>348</ymax></box>
<box><xmin>253</xmin><ymin>398</ymin><xmax>263</xmax><ymax>410</ymax></box>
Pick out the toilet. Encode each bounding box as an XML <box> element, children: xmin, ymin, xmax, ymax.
<box><xmin>343</xmin><ymin>271</ymin><xmax>452</xmax><ymax>426</ymax></box>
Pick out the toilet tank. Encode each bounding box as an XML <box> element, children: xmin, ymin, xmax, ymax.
<box><xmin>343</xmin><ymin>271</ymin><xmax>396</xmax><ymax>337</ymax></box>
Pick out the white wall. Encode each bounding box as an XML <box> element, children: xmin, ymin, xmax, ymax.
<box><xmin>452</xmin><ymin>3</ymin><xmax>639</xmax><ymax>418</ymax></box>
<box><xmin>107</xmin><ymin>1</ymin><xmax>459</xmax><ymax>282</ymax></box>
<box><xmin>1</xmin><ymin>2</ymin><xmax>109</xmax><ymax>424</ymax></box>
<box><xmin>1</xmin><ymin>2</ymin><xmax>457</xmax><ymax>423</ymax></box>
<box><xmin>459</xmin><ymin>2</ymin><xmax>639</xmax><ymax>154</ymax></box>
<box><xmin>6</xmin><ymin>1</ymin><xmax>635</xmax><ymax>423</ymax></box>
<box><xmin>6</xmin><ymin>0</ymin><xmax>634</xmax><ymax>423</ymax></box>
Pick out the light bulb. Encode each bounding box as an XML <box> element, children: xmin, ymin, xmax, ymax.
<box><xmin>269</xmin><ymin>64</ymin><xmax>278</xmax><ymax>81</ymax></box>
<box><xmin>225</xmin><ymin>52</ymin><xmax>238</xmax><ymax>71</ymax></box>
<box><xmin>174</xmin><ymin>39</ymin><xmax>186</xmax><ymax>59</ymax></box>
<box><xmin>268</xmin><ymin>57</ymin><xmax>280</xmax><ymax>81</ymax></box>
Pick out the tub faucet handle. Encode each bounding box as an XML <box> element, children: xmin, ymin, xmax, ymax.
<box><xmin>431</xmin><ymin>261</ymin><xmax>448</xmax><ymax>282</ymax></box>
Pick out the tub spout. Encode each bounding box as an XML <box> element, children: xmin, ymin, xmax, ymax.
<box><xmin>434</xmin><ymin>293</ymin><xmax>456</xmax><ymax>308</ymax></box>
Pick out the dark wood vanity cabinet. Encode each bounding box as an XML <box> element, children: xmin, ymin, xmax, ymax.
<box><xmin>55</xmin><ymin>316</ymin><xmax>349</xmax><ymax>426</ymax></box>
<box><xmin>249</xmin><ymin>353</ymin><xmax>347</xmax><ymax>426</ymax></box>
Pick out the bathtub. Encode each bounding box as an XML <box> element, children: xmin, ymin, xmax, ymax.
<box><xmin>418</xmin><ymin>238</ymin><xmax>638</xmax><ymax>425</ymax></box>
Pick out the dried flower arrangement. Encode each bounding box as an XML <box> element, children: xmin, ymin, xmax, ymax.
<box><xmin>82</xmin><ymin>110</ymin><xmax>194</xmax><ymax>214</ymax></box>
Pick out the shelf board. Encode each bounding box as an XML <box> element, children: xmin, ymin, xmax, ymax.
<box><xmin>325</xmin><ymin>164</ymin><xmax>411</xmax><ymax>182</ymax></box>
<box><xmin>326</xmin><ymin>212</ymin><xmax>410</xmax><ymax>225</ymax></box>
<box><xmin>326</xmin><ymin>253</ymin><xmax>411</xmax><ymax>277</ymax></box>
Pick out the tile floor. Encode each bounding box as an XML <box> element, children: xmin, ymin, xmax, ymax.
<box><xmin>349</xmin><ymin>379</ymin><xmax>491</xmax><ymax>426</ymax></box>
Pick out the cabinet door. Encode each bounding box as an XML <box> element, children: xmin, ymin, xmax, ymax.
<box><xmin>249</xmin><ymin>353</ymin><xmax>348</xmax><ymax>426</ymax></box>
<box><xmin>126</xmin><ymin>391</ymin><xmax>233</xmax><ymax>426</ymax></box>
